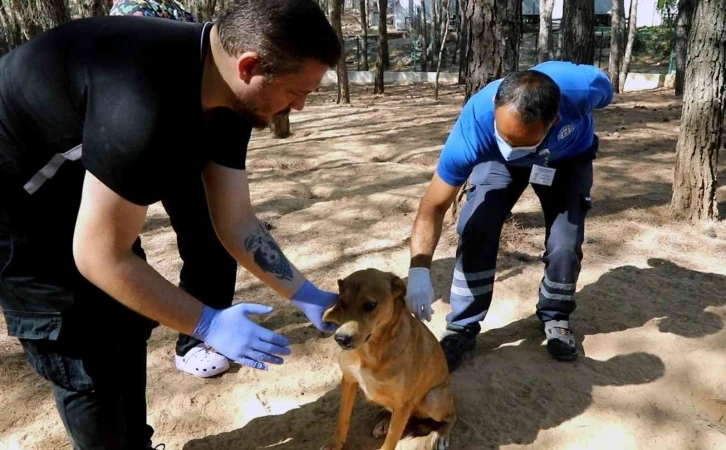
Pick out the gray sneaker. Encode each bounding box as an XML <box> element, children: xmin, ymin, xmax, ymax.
<box><xmin>440</xmin><ymin>332</ymin><xmax>476</xmax><ymax>372</ymax></box>
<box><xmin>543</xmin><ymin>320</ymin><xmax>578</xmax><ymax>361</ymax></box>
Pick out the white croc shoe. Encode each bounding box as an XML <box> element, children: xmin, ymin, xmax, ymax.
<box><xmin>174</xmin><ymin>344</ymin><xmax>230</xmax><ymax>378</ymax></box>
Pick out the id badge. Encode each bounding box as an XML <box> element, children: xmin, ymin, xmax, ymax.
<box><xmin>529</xmin><ymin>165</ymin><xmax>556</xmax><ymax>186</ymax></box>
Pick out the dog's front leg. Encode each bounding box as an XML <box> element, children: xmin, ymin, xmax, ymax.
<box><xmin>380</xmin><ymin>401</ymin><xmax>413</xmax><ymax>450</ymax></box>
<box><xmin>321</xmin><ymin>375</ymin><xmax>358</xmax><ymax>450</ymax></box>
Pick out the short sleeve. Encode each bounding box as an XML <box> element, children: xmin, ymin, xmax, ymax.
<box><xmin>436</xmin><ymin>91</ymin><xmax>497</xmax><ymax>187</ymax></box>
<box><xmin>532</xmin><ymin>61</ymin><xmax>614</xmax><ymax>116</ymax></box>
<box><xmin>81</xmin><ymin>87</ymin><xmax>166</xmax><ymax>206</ymax></box>
<box><xmin>586</xmin><ymin>65</ymin><xmax>614</xmax><ymax>110</ymax></box>
<box><xmin>205</xmin><ymin>108</ymin><xmax>252</xmax><ymax>170</ymax></box>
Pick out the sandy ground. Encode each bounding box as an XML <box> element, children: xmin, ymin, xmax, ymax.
<box><xmin>1</xmin><ymin>84</ymin><xmax>725</xmax><ymax>450</ymax></box>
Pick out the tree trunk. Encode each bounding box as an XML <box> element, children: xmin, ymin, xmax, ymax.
<box><xmin>270</xmin><ymin>113</ymin><xmax>291</xmax><ymax>139</ymax></box>
<box><xmin>618</xmin><ymin>0</ymin><xmax>637</xmax><ymax>93</ymax></box>
<box><xmin>555</xmin><ymin>16</ymin><xmax>564</xmax><ymax>60</ymax></box>
<box><xmin>80</xmin><ymin>0</ymin><xmax>106</xmax><ymax>17</ymax></box>
<box><xmin>408</xmin><ymin>0</ymin><xmax>418</xmax><ymax>35</ymax></box>
<box><xmin>43</xmin><ymin>0</ymin><xmax>71</xmax><ymax>27</ymax></box>
<box><xmin>608</xmin><ymin>0</ymin><xmax>625</xmax><ymax>92</ymax></box>
<box><xmin>196</xmin><ymin>0</ymin><xmax>208</xmax><ymax>22</ymax></box>
<box><xmin>331</xmin><ymin>0</ymin><xmax>350</xmax><ymax>103</ymax></box>
<box><xmin>420</xmin><ymin>0</ymin><xmax>428</xmax><ymax>71</ymax></box>
<box><xmin>537</xmin><ymin>0</ymin><xmax>555</xmax><ymax>62</ymax></box>
<box><xmin>458</xmin><ymin>0</ymin><xmax>467</xmax><ymax>83</ymax></box>
<box><xmin>374</xmin><ymin>0</ymin><xmax>386</xmax><ymax>92</ymax></box>
<box><xmin>377</xmin><ymin>0</ymin><xmax>389</xmax><ymax>71</ymax></box>
<box><xmin>451</xmin><ymin>0</ymin><xmax>460</xmax><ymax>64</ymax></box>
<box><xmin>435</xmin><ymin>0</ymin><xmax>451</xmax><ymax>100</ymax></box>
<box><xmin>359</xmin><ymin>0</ymin><xmax>369</xmax><ymax>70</ymax></box>
<box><xmin>184</xmin><ymin>0</ymin><xmax>215</xmax><ymax>22</ymax></box>
<box><xmin>0</xmin><ymin>0</ymin><xmax>22</xmax><ymax>52</ymax></box>
<box><xmin>463</xmin><ymin>0</ymin><xmax>520</xmax><ymax>101</ymax></box>
<box><xmin>439</xmin><ymin>0</ymin><xmax>448</xmax><ymax>65</ymax></box>
<box><xmin>9</xmin><ymin>0</ymin><xmax>41</xmax><ymax>39</ymax></box>
<box><xmin>500</xmin><ymin>0</ymin><xmax>520</xmax><ymax>73</ymax></box>
<box><xmin>205</xmin><ymin>0</ymin><xmax>217</xmax><ymax>20</ymax></box>
<box><xmin>431</xmin><ymin>0</ymin><xmax>439</xmax><ymax>67</ymax></box>
<box><xmin>670</xmin><ymin>0</ymin><xmax>726</xmax><ymax>221</ymax></box>
<box><xmin>675</xmin><ymin>0</ymin><xmax>694</xmax><ymax>96</ymax></box>
<box><xmin>0</xmin><ymin>2</ymin><xmax>9</xmax><ymax>51</ymax></box>
<box><xmin>560</xmin><ymin>0</ymin><xmax>594</xmax><ymax>64</ymax></box>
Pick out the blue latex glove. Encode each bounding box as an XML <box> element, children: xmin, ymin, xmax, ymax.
<box><xmin>290</xmin><ymin>280</ymin><xmax>338</xmax><ymax>333</ymax></box>
<box><xmin>192</xmin><ymin>303</ymin><xmax>291</xmax><ymax>371</ymax></box>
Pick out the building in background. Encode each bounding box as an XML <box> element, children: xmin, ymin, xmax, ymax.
<box><xmin>359</xmin><ymin>0</ymin><xmax>664</xmax><ymax>32</ymax></box>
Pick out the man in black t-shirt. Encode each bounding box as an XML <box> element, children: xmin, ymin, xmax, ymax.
<box><xmin>110</xmin><ymin>0</ymin><xmax>239</xmax><ymax>378</ymax></box>
<box><xmin>0</xmin><ymin>1</ymin><xmax>341</xmax><ymax>448</ymax></box>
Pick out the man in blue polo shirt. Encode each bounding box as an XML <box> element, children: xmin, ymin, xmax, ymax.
<box><xmin>405</xmin><ymin>61</ymin><xmax>613</xmax><ymax>371</ymax></box>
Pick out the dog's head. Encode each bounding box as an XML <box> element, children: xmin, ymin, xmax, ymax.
<box><xmin>322</xmin><ymin>268</ymin><xmax>406</xmax><ymax>350</ymax></box>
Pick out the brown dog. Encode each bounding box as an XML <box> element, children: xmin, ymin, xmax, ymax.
<box><xmin>321</xmin><ymin>268</ymin><xmax>456</xmax><ymax>450</ymax></box>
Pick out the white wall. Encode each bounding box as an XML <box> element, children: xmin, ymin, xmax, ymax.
<box><xmin>369</xmin><ymin>0</ymin><xmax>665</xmax><ymax>32</ymax></box>
<box><xmin>524</xmin><ymin>0</ymin><xmax>663</xmax><ymax>27</ymax></box>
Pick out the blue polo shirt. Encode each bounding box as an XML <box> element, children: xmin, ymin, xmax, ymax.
<box><xmin>436</xmin><ymin>61</ymin><xmax>614</xmax><ymax>187</ymax></box>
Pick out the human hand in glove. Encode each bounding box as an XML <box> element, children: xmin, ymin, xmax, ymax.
<box><xmin>290</xmin><ymin>280</ymin><xmax>339</xmax><ymax>333</ymax></box>
<box><xmin>405</xmin><ymin>267</ymin><xmax>434</xmax><ymax>322</ymax></box>
<box><xmin>193</xmin><ymin>303</ymin><xmax>291</xmax><ymax>370</ymax></box>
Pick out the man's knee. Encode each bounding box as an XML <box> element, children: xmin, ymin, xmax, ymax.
<box><xmin>458</xmin><ymin>205</ymin><xmax>509</xmax><ymax>243</ymax></box>
<box><xmin>546</xmin><ymin>242</ymin><xmax>581</xmax><ymax>262</ymax></box>
<box><xmin>546</xmin><ymin>218</ymin><xmax>584</xmax><ymax>264</ymax></box>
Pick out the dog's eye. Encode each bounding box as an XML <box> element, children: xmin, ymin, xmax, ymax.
<box><xmin>362</xmin><ymin>301</ymin><xmax>377</xmax><ymax>312</ymax></box>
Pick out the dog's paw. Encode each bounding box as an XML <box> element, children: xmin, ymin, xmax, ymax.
<box><xmin>430</xmin><ymin>431</ymin><xmax>450</xmax><ymax>450</ymax></box>
<box><xmin>372</xmin><ymin>417</ymin><xmax>390</xmax><ymax>438</ymax></box>
<box><xmin>320</xmin><ymin>441</ymin><xmax>344</xmax><ymax>450</ymax></box>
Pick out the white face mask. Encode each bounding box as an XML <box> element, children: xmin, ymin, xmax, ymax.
<box><xmin>494</xmin><ymin>120</ymin><xmax>547</xmax><ymax>161</ymax></box>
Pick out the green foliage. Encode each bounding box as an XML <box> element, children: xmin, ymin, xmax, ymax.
<box><xmin>656</xmin><ymin>0</ymin><xmax>678</xmax><ymax>27</ymax></box>
<box><xmin>656</xmin><ymin>0</ymin><xmax>678</xmax><ymax>10</ymax></box>
<box><xmin>633</xmin><ymin>25</ymin><xmax>675</xmax><ymax>57</ymax></box>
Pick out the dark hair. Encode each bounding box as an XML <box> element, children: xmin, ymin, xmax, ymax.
<box><xmin>494</xmin><ymin>70</ymin><xmax>561</xmax><ymax>125</ymax></box>
<box><xmin>216</xmin><ymin>0</ymin><xmax>341</xmax><ymax>75</ymax></box>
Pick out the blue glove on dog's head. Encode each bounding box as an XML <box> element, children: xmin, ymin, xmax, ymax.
<box><xmin>290</xmin><ymin>280</ymin><xmax>339</xmax><ymax>333</ymax></box>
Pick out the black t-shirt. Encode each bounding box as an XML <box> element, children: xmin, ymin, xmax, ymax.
<box><xmin>0</xmin><ymin>16</ymin><xmax>251</xmax><ymax>234</ymax></box>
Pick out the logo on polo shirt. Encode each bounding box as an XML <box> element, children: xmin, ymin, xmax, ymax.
<box><xmin>558</xmin><ymin>124</ymin><xmax>575</xmax><ymax>140</ymax></box>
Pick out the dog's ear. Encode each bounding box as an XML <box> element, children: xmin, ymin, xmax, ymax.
<box><xmin>390</xmin><ymin>274</ymin><xmax>406</xmax><ymax>300</ymax></box>
<box><xmin>337</xmin><ymin>279</ymin><xmax>345</xmax><ymax>293</ymax></box>
<box><xmin>322</xmin><ymin>303</ymin><xmax>341</xmax><ymax>325</ymax></box>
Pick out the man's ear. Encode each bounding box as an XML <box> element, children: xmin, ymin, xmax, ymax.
<box><xmin>322</xmin><ymin>303</ymin><xmax>341</xmax><ymax>325</ymax></box>
<box><xmin>390</xmin><ymin>274</ymin><xmax>406</xmax><ymax>300</ymax></box>
<box><xmin>237</xmin><ymin>51</ymin><xmax>261</xmax><ymax>83</ymax></box>
<box><xmin>322</xmin><ymin>279</ymin><xmax>346</xmax><ymax>325</ymax></box>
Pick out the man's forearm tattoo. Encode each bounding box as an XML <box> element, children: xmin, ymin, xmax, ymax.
<box><xmin>244</xmin><ymin>221</ymin><xmax>294</xmax><ymax>281</ymax></box>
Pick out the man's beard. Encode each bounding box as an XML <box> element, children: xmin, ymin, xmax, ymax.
<box><xmin>231</xmin><ymin>96</ymin><xmax>272</xmax><ymax>130</ymax></box>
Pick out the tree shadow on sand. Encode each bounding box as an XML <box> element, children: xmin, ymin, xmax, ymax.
<box><xmin>184</xmin><ymin>258</ymin><xmax>726</xmax><ymax>449</ymax></box>
<box><xmin>183</xmin><ymin>345</ymin><xmax>663</xmax><ymax>450</ymax></box>
<box><xmin>431</xmin><ymin>257</ymin><xmax>725</xmax><ymax>341</ymax></box>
